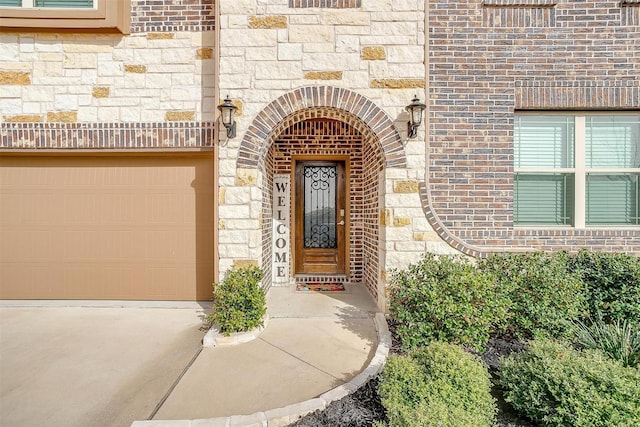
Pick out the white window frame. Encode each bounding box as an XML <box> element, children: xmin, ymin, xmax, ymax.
<box><xmin>12</xmin><ymin>0</ymin><xmax>96</xmax><ymax>8</ymax></box>
<box><xmin>514</xmin><ymin>111</ymin><xmax>640</xmax><ymax>229</ymax></box>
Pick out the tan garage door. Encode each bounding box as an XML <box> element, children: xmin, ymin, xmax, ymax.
<box><xmin>0</xmin><ymin>154</ymin><xmax>215</xmax><ymax>301</ymax></box>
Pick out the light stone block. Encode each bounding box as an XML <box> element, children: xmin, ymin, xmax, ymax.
<box><xmin>145</xmin><ymin>73</ymin><xmax>173</xmax><ymax>89</ymax></box>
<box><xmin>218</xmin><ymin>230</ymin><xmax>249</xmax><ymax>245</ymax></box>
<box><xmin>358</xmin><ymin>35</ymin><xmax>414</xmax><ymax>46</ymax></box>
<box><xmin>221</xmin><ymin>29</ymin><xmax>277</xmax><ymax>47</ymax></box>
<box><xmin>170</xmin><ymin>87</ymin><xmax>202</xmax><ymax>102</ymax></box>
<box><xmin>54</xmin><ymin>94</ymin><xmax>78</xmax><ymax>110</ymax></box>
<box><xmin>321</xmin><ymin>11</ymin><xmax>371</xmax><ymax>26</ymax></box>
<box><xmin>254</xmin><ymin>62</ymin><xmax>302</xmax><ymax>80</ymax></box>
<box><xmin>288</xmin><ymin>14</ymin><xmax>320</xmax><ymax>25</ymax></box>
<box><xmin>219</xmin><ymin>205</ymin><xmax>251</xmax><ymax>220</ymax></box>
<box><xmin>120</xmin><ymin>108</ymin><xmax>141</xmax><ymax>122</ymax></box>
<box><xmin>362</xmin><ymin>0</ymin><xmax>393</xmax><ymax>11</ymax></box>
<box><xmin>246</xmin><ymin>46</ymin><xmax>277</xmax><ymax>61</ymax></box>
<box><xmin>124</xmin><ymin>35</ymin><xmax>147</xmax><ymax>49</ymax></box>
<box><xmin>63</xmin><ymin>53</ymin><xmax>97</xmax><ymax>69</ymax></box>
<box><xmin>387</xmin><ymin>45</ymin><xmax>425</xmax><ymax>63</ymax></box>
<box><xmin>301</xmin><ymin>43</ymin><xmax>334</xmax><ymax>54</ymax></box>
<box><xmin>0</xmin><ymin>99</ymin><xmax>21</xmax><ymax>115</ymax></box>
<box><xmin>302</xmin><ymin>53</ymin><xmax>360</xmax><ymax>71</ymax></box>
<box><xmin>220</xmin><ymin>244</ymin><xmax>251</xmax><ymax>259</ymax></box>
<box><xmin>220</xmin><ymin>0</ymin><xmax>256</xmax><ymax>14</ymax></box>
<box><xmin>20</xmin><ymin>85</ymin><xmax>55</xmax><ymax>102</ymax></box>
<box><xmin>161</xmin><ymin>48</ymin><xmax>194</xmax><ymax>65</ymax></box>
<box><xmin>34</xmin><ymin>40</ymin><xmax>63</xmax><ymax>53</ymax></box>
<box><xmin>223</xmin><ymin>187</ymin><xmax>252</xmax><ymax>205</ymax></box>
<box><xmin>124</xmin><ymin>73</ymin><xmax>146</xmax><ymax>89</ymax></box>
<box><xmin>288</xmin><ymin>25</ymin><xmax>334</xmax><ymax>43</ymax></box>
<box><xmin>80</xmin><ymin>69</ymin><xmax>98</xmax><ymax>85</ymax></box>
<box><xmin>395</xmin><ymin>241</ymin><xmax>427</xmax><ymax>252</ymax></box>
<box><xmin>278</xmin><ymin>43</ymin><xmax>302</xmax><ymax>61</ymax></box>
<box><xmin>77</xmin><ymin>107</ymin><xmax>98</xmax><ymax>122</ymax></box>
<box><xmin>335</xmin><ymin>35</ymin><xmax>360</xmax><ymax>54</ymax></box>
<box><xmin>0</xmin><ymin>86</ymin><xmax>21</xmax><ymax>98</ymax></box>
<box><xmin>127</xmin><ymin>49</ymin><xmax>157</xmax><ymax>66</ymax></box>
<box><xmin>392</xmin><ymin>0</ymin><xmax>424</xmax><ymax>12</ymax></box>
<box><xmin>228</xmin><ymin>15</ymin><xmax>248</xmax><ymax>28</ymax></box>
<box><xmin>32</xmin><ymin>61</ymin><xmax>63</xmax><ymax>78</ymax></box>
<box><xmin>219</xmin><ymin>73</ymin><xmax>252</xmax><ymax>89</ymax></box>
<box><xmin>63</xmin><ymin>40</ymin><xmax>113</xmax><ymax>53</ymax></box>
<box><xmin>19</xmin><ymin>40</ymin><xmax>34</xmax><ymax>54</ymax></box>
<box><xmin>97</xmin><ymin>61</ymin><xmax>123</xmax><ymax>77</ymax></box>
<box><xmin>97</xmin><ymin>107</ymin><xmax>120</xmax><ymax>122</ymax></box>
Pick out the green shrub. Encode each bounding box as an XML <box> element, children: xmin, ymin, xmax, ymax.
<box><xmin>572</xmin><ymin>319</ymin><xmax>640</xmax><ymax>368</ymax></box>
<box><xmin>389</xmin><ymin>253</ymin><xmax>509</xmax><ymax>351</ymax></box>
<box><xmin>207</xmin><ymin>266</ymin><xmax>266</xmax><ymax>335</ymax></box>
<box><xmin>379</xmin><ymin>342</ymin><xmax>496</xmax><ymax>427</ymax></box>
<box><xmin>480</xmin><ymin>251</ymin><xmax>586</xmax><ymax>339</ymax></box>
<box><xmin>500</xmin><ymin>339</ymin><xmax>640</xmax><ymax>427</ymax></box>
<box><xmin>568</xmin><ymin>250</ymin><xmax>640</xmax><ymax>322</ymax></box>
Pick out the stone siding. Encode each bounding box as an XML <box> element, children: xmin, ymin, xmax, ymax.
<box><xmin>217</xmin><ymin>0</ymin><xmax>445</xmax><ymax>289</ymax></box>
<box><xmin>0</xmin><ymin>1</ymin><xmax>216</xmax><ymax>150</ymax></box>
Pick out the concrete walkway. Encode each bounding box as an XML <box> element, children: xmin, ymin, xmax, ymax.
<box><xmin>0</xmin><ymin>301</ymin><xmax>209</xmax><ymax>427</ymax></box>
<box><xmin>0</xmin><ymin>284</ymin><xmax>382</xmax><ymax>427</ymax></box>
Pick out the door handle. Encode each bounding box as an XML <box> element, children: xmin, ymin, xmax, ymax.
<box><xmin>337</xmin><ymin>220</ymin><xmax>345</xmax><ymax>226</ymax></box>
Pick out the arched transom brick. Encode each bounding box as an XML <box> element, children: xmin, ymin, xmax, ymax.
<box><xmin>237</xmin><ymin>86</ymin><xmax>406</xmax><ymax>169</ymax></box>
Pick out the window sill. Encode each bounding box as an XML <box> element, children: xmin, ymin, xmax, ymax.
<box><xmin>514</xmin><ymin>225</ymin><xmax>640</xmax><ymax>231</ymax></box>
<box><xmin>0</xmin><ymin>0</ymin><xmax>130</xmax><ymax>34</ymax></box>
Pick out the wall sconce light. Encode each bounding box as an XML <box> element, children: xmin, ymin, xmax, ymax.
<box><xmin>217</xmin><ymin>95</ymin><xmax>237</xmax><ymax>138</ymax></box>
<box><xmin>406</xmin><ymin>95</ymin><xmax>426</xmax><ymax>138</ymax></box>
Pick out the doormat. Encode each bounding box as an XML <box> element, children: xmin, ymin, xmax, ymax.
<box><xmin>296</xmin><ymin>283</ymin><xmax>346</xmax><ymax>292</ymax></box>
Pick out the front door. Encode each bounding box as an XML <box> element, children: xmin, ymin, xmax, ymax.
<box><xmin>294</xmin><ymin>160</ymin><xmax>347</xmax><ymax>275</ymax></box>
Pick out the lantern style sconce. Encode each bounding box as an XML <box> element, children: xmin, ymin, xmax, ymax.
<box><xmin>217</xmin><ymin>96</ymin><xmax>237</xmax><ymax>138</ymax></box>
<box><xmin>406</xmin><ymin>95</ymin><xmax>426</xmax><ymax>138</ymax></box>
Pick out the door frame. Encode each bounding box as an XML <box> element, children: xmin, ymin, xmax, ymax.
<box><xmin>291</xmin><ymin>155</ymin><xmax>350</xmax><ymax>277</ymax></box>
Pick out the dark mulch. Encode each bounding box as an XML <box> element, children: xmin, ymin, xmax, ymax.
<box><xmin>289</xmin><ymin>378</ymin><xmax>386</xmax><ymax>427</ymax></box>
<box><xmin>288</xmin><ymin>322</ymin><xmax>533</xmax><ymax>427</ymax></box>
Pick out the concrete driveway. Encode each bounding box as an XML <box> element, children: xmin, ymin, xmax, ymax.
<box><xmin>0</xmin><ymin>302</ymin><xmax>208</xmax><ymax>427</ymax></box>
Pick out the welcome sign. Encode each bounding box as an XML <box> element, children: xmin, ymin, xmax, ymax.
<box><xmin>272</xmin><ymin>175</ymin><xmax>290</xmax><ymax>285</ymax></box>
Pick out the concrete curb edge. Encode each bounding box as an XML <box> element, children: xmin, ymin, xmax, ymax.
<box><xmin>203</xmin><ymin>314</ymin><xmax>270</xmax><ymax>348</ymax></box>
<box><xmin>131</xmin><ymin>312</ymin><xmax>390</xmax><ymax>427</ymax></box>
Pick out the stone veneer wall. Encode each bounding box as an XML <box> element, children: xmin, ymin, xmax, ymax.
<box><xmin>427</xmin><ymin>0</ymin><xmax>640</xmax><ymax>256</ymax></box>
<box><xmin>217</xmin><ymin>0</ymin><xmax>457</xmax><ymax>300</ymax></box>
<box><xmin>1</xmin><ymin>0</ymin><xmax>216</xmax><ymax>150</ymax></box>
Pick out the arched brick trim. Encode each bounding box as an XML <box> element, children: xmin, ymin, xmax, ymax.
<box><xmin>418</xmin><ymin>181</ymin><xmax>534</xmax><ymax>258</ymax></box>
<box><xmin>237</xmin><ymin>86</ymin><xmax>406</xmax><ymax>169</ymax></box>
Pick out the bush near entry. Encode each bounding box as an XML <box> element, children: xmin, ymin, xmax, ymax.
<box><xmin>480</xmin><ymin>251</ymin><xmax>587</xmax><ymax>340</ymax></box>
<box><xmin>389</xmin><ymin>253</ymin><xmax>508</xmax><ymax>352</ymax></box>
<box><xmin>378</xmin><ymin>342</ymin><xmax>496</xmax><ymax>427</ymax></box>
<box><xmin>568</xmin><ymin>249</ymin><xmax>640</xmax><ymax>322</ymax></box>
<box><xmin>207</xmin><ymin>266</ymin><xmax>266</xmax><ymax>336</ymax></box>
<box><xmin>500</xmin><ymin>339</ymin><xmax>640</xmax><ymax>427</ymax></box>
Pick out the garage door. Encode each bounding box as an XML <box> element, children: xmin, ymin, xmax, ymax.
<box><xmin>0</xmin><ymin>154</ymin><xmax>215</xmax><ymax>301</ymax></box>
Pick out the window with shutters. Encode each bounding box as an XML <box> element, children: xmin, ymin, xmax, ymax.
<box><xmin>0</xmin><ymin>0</ymin><xmax>130</xmax><ymax>34</ymax></box>
<box><xmin>514</xmin><ymin>113</ymin><xmax>640</xmax><ymax>227</ymax></box>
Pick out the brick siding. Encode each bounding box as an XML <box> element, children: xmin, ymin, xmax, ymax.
<box><xmin>427</xmin><ymin>0</ymin><xmax>640</xmax><ymax>255</ymax></box>
<box><xmin>131</xmin><ymin>0</ymin><xmax>215</xmax><ymax>33</ymax></box>
<box><xmin>1</xmin><ymin>122</ymin><xmax>215</xmax><ymax>150</ymax></box>
<box><xmin>261</xmin><ymin>116</ymin><xmax>383</xmax><ymax>297</ymax></box>
<box><xmin>289</xmin><ymin>0</ymin><xmax>361</xmax><ymax>8</ymax></box>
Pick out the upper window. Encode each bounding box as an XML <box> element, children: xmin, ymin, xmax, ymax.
<box><xmin>0</xmin><ymin>1</ymin><xmax>94</xmax><ymax>7</ymax></box>
<box><xmin>0</xmin><ymin>0</ymin><xmax>130</xmax><ymax>34</ymax></box>
<box><xmin>514</xmin><ymin>113</ymin><xmax>640</xmax><ymax>227</ymax></box>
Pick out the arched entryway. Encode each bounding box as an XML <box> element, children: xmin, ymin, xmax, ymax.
<box><xmin>237</xmin><ymin>86</ymin><xmax>405</xmax><ymax>301</ymax></box>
